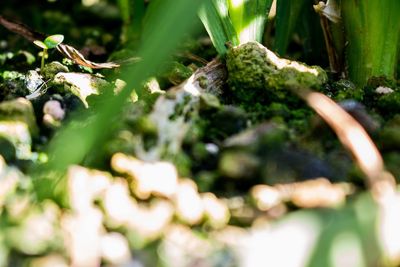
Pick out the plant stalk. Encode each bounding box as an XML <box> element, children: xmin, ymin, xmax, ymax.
<box><xmin>341</xmin><ymin>0</ymin><xmax>400</xmax><ymax>86</ymax></box>
<box><xmin>41</xmin><ymin>48</ymin><xmax>47</xmax><ymax>72</ymax></box>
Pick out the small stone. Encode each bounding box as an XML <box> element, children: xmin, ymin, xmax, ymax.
<box><xmin>376</xmin><ymin>86</ymin><xmax>394</xmax><ymax>95</ymax></box>
<box><xmin>251</xmin><ymin>185</ymin><xmax>282</xmax><ymax>211</ymax></box>
<box><xmin>25</xmin><ymin>70</ymin><xmax>44</xmax><ymax>94</ymax></box>
<box><xmin>202</xmin><ymin>192</ymin><xmax>230</xmax><ymax>228</ymax></box>
<box><xmin>111</xmin><ymin>153</ymin><xmax>179</xmax><ymax>199</ymax></box>
<box><xmin>100</xmin><ymin>233</ymin><xmax>131</xmax><ymax>265</ymax></box>
<box><xmin>43</xmin><ymin>100</ymin><xmax>65</xmax><ymax>128</ymax></box>
<box><xmin>174</xmin><ymin>179</ymin><xmax>204</xmax><ymax>224</ymax></box>
<box><xmin>52</xmin><ymin>72</ymin><xmax>109</xmax><ymax>108</ymax></box>
<box><xmin>28</xmin><ymin>254</ymin><xmax>68</xmax><ymax>267</ymax></box>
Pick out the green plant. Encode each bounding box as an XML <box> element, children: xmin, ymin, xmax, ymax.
<box><xmin>274</xmin><ymin>0</ymin><xmax>400</xmax><ymax>86</ymax></box>
<box><xmin>341</xmin><ymin>0</ymin><xmax>400</xmax><ymax>86</ymax></box>
<box><xmin>273</xmin><ymin>0</ymin><xmax>310</xmax><ymax>56</ymax></box>
<box><xmin>33</xmin><ymin>34</ymin><xmax>64</xmax><ymax>72</ymax></box>
<box><xmin>199</xmin><ymin>0</ymin><xmax>273</xmax><ymax>55</ymax></box>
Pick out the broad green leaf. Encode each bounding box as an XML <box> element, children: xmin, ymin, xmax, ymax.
<box><xmin>199</xmin><ymin>0</ymin><xmax>239</xmax><ymax>55</ymax></box>
<box><xmin>44</xmin><ymin>34</ymin><xmax>64</xmax><ymax>49</ymax></box>
<box><xmin>274</xmin><ymin>0</ymin><xmax>310</xmax><ymax>56</ymax></box>
<box><xmin>342</xmin><ymin>0</ymin><xmax>400</xmax><ymax>86</ymax></box>
<box><xmin>239</xmin><ymin>192</ymin><xmax>380</xmax><ymax>267</ymax></box>
<box><xmin>228</xmin><ymin>0</ymin><xmax>273</xmax><ymax>43</ymax></box>
<box><xmin>33</xmin><ymin>40</ymin><xmax>47</xmax><ymax>49</ymax></box>
<box><xmin>296</xmin><ymin>3</ymin><xmax>327</xmax><ymax>65</ymax></box>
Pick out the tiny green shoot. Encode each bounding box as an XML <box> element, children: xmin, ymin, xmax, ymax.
<box><xmin>34</xmin><ymin>34</ymin><xmax>64</xmax><ymax>72</ymax></box>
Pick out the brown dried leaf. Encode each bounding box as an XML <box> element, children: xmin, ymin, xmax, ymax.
<box><xmin>0</xmin><ymin>15</ymin><xmax>128</xmax><ymax>69</ymax></box>
<box><xmin>57</xmin><ymin>44</ymin><xmax>120</xmax><ymax>69</ymax></box>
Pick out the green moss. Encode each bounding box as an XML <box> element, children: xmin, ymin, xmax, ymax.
<box><xmin>379</xmin><ymin>115</ymin><xmax>400</xmax><ymax>150</ymax></box>
<box><xmin>226</xmin><ymin>41</ymin><xmax>327</xmax><ymax>103</ymax></box>
<box><xmin>207</xmin><ymin>106</ymin><xmax>248</xmax><ymax>140</ymax></box>
<box><xmin>363</xmin><ymin>81</ymin><xmax>400</xmax><ymax>117</ymax></box>
<box><xmin>156</xmin><ymin>61</ymin><xmax>194</xmax><ymax>88</ymax></box>
<box><xmin>164</xmin><ymin>61</ymin><xmax>193</xmax><ymax>85</ymax></box>
<box><xmin>41</xmin><ymin>61</ymin><xmax>69</xmax><ymax>80</ymax></box>
<box><xmin>0</xmin><ymin>71</ymin><xmax>28</xmax><ymax>100</ymax></box>
<box><xmin>329</xmin><ymin>79</ymin><xmax>364</xmax><ymax>102</ymax></box>
<box><xmin>375</xmin><ymin>91</ymin><xmax>400</xmax><ymax>116</ymax></box>
<box><xmin>197</xmin><ymin>75</ymin><xmax>208</xmax><ymax>89</ymax></box>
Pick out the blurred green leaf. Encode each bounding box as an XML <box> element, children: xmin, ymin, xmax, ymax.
<box><xmin>31</xmin><ymin>0</ymin><xmax>203</xmax><ymax>193</ymax></box>
<box><xmin>305</xmin><ymin>193</ymin><xmax>380</xmax><ymax>267</ymax></box>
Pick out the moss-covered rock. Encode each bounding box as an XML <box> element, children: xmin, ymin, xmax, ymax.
<box><xmin>329</xmin><ymin>79</ymin><xmax>363</xmax><ymax>101</ymax></box>
<box><xmin>0</xmin><ymin>98</ymin><xmax>38</xmax><ymax>136</ymax></box>
<box><xmin>41</xmin><ymin>61</ymin><xmax>69</xmax><ymax>80</ymax></box>
<box><xmin>0</xmin><ymin>71</ymin><xmax>29</xmax><ymax>100</ymax></box>
<box><xmin>52</xmin><ymin>72</ymin><xmax>109</xmax><ymax>108</ymax></box>
<box><xmin>226</xmin><ymin>41</ymin><xmax>328</xmax><ymax>103</ymax></box>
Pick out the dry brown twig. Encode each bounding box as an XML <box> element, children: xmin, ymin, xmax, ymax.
<box><xmin>291</xmin><ymin>86</ymin><xmax>396</xmax><ymax>199</ymax></box>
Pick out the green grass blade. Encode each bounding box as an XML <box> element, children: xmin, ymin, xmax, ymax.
<box><xmin>274</xmin><ymin>0</ymin><xmax>309</xmax><ymax>56</ymax></box>
<box><xmin>32</xmin><ymin>0</ymin><xmax>203</xmax><ymax>179</ymax></box>
<box><xmin>342</xmin><ymin>0</ymin><xmax>400</xmax><ymax>86</ymax></box>
<box><xmin>228</xmin><ymin>0</ymin><xmax>273</xmax><ymax>43</ymax></box>
<box><xmin>199</xmin><ymin>0</ymin><xmax>239</xmax><ymax>55</ymax></box>
<box><xmin>228</xmin><ymin>0</ymin><xmax>245</xmax><ymax>37</ymax></box>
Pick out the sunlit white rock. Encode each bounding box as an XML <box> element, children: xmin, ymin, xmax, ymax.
<box><xmin>112</xmin><ymin>153</ymin><xmax>178</xmax><ymax>199</ymax></box>
<box><xmin>127</xmin><ymin>200</ymin><xmax>174</xmax><ymax>239</ymax></box>
<box><xmin>101</xmin><ymin>232</ymin><xmax>131</xmax><ymax>265</ymax></box>
<box><xmin>67</xmin><ymin>166</ymin><xmax>111</xmax><ymax>213</ymax></box>
<box><xmin>202</xmin><ymin>192</ymin><xmax>230</xmax><ymax>228</ymax></box>
<box><xmin>174</xmin><ymin>179</ymin><xmax>204</xmax><ymax>225</ymax></box>
<box><xmin>61</xmin><ymin>207</ymin><xmax>103</xmax><ymax>267</ymax></box>
<box><xmin>251</xmin><ymin>185</ymin><xmax>282</xmax><ymax>211</ymax></box>
<box><xmin>103</xmin><ymin>178</ymin><xmax>137</xmax><ymax>227</ymax></box>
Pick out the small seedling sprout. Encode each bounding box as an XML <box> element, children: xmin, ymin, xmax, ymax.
<box><xmin>34</xmin><ymin>34</ymin><xmax>64</xmax><ymax>72</ymax></box>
